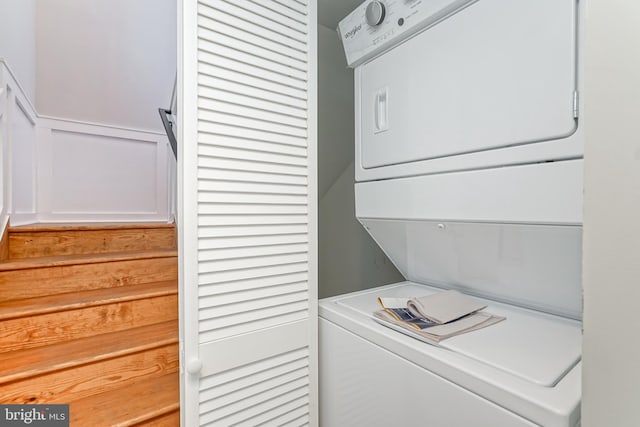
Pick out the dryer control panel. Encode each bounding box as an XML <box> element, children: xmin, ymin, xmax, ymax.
<box><xmin>339</xmin><ymin>0</ymin><xmax>478</xmax><ymax>68</ymax></box>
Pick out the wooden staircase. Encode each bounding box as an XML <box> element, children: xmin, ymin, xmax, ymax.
<box><xmin>0</xmin><ymin>223</ymin><xmax>179</xmax><ymax>426</ymax></box>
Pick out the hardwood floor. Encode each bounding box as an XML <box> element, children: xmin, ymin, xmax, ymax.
<box><xmin>0</xmin><ymin>222</ymin><xmax>179</xmax><ymax>426</ymax></box>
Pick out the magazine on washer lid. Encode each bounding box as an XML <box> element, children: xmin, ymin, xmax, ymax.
<box><xmin>406</xmin><ymin>290</ymin><xmax>488</xmax><ymax>324</ymax></box>
<box><xmin>374</xmin><ymin>294</ymin><xmax>505</xmax><ymax>345</ymax></box>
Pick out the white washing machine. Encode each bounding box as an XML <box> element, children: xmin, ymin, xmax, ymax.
<box><xmin>320</xmin><ymin>0</ymin><xmax>584</xmax><ymax>425</ymax></box>
<box><xmin>320</xmin><ymin>281</ymin><xmax>581</xmax><ymax>427</ymax></box>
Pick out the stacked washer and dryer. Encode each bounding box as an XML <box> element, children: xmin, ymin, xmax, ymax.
<box><xmin>319</xmin><ymin>0</ymin><xmax>583</xmax><ymax>426</ymax></box>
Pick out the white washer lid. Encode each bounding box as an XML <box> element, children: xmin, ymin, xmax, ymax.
<box><xmin>335</xmin><ymin>282</ymin><xmax>581</xmax><ymax>387</ymax></box>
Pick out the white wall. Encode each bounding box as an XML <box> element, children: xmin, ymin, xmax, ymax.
<box><xmin>0</xmin><ymin>0</ymin><xmax>36</xmax><ymax>102</ymax></box>
<box><xmin>318</xmin><ymin>23</ymin><xmax>403</xmax><ymax>298</ymax></box>
<box><xmin>36</xmin><ymin>0</ymin><xmax>176</xmax><ymax>132</ymax></box>
<box><xmin>582</xmin><ymin>1</ymin><xmax>640</xmax><ymax>425</ymax></box>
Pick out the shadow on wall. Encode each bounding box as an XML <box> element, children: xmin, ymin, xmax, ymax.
<box><xmin>317</xmin><ymin>25</ymin><xmax>403</xmax><ymax>298</ymax></box>
<box><xmin>319</xmin><ymin>162</ymin><xmax>404</xmax><ymax>298</ymax></box>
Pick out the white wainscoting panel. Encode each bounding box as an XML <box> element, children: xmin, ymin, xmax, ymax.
<box><xmin>50</xmin><ymin>130</ymin><xmax>157</xmax><ymax>212</ymax></box>
<box><xmin>1</xmin><ymin>59</ymin><xmax>39</xmax><ymax>226</ymax></box>
<box><xmin>1</xmin><ymin>58</ymin><xmax>175</xmax><ymax>226</ymax></box>
<box><xmin>37</xmin><ymin>117</ymin><xmax>171</xmax><ymax>222</ymax></box>
<box><xmin>0</xmin><ymin>72</ymin><xmax>7</xmax><ymax>230</ymax></box>
<box><xmin>11</xmin><ymin>96</ymin><xmax>37</xmax><ymax>222</ymax></box>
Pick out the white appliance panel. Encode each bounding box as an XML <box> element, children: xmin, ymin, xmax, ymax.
<box><xmin>339</xmin><ymin>0</ymin><xmax>478</xmax><ymax>68</ymax></box>
<box><xmin>335</xmin><ymin>283</ymin><xmax>581</xmax><ymax>386</ymax></box>
<box><xmin>319</xmin><ymin>282</ymin><xmax>582</xmax><ymax>427</ymax></box>
<box><xmin>355</xmin><ymin>159</ymin><xmax>583</xmax><ymax>225</ymax></box>
<box><xmin>359</xmin><ymin>0</ymin><xmax>577</xmax><ymax>169</ymax></box>
<box><xmin>320</xmin><ymin>318</ymin><xmax>536</xmax><ymax>427</ymax></box>
<box><xmin>358</xmin><ymin>220</ymin><xmax>582</xmax><ymax>319</ymax></box>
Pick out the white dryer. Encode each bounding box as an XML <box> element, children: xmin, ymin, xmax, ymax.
<box><xmin>320</xmin><ymin>0</ymin><xmax>584</xmax><ymax>425</ymax></box>
<box><xmin>346</xmin><ymin>0</ymin><xmax>583</xmax><ymax>182</ymax></box>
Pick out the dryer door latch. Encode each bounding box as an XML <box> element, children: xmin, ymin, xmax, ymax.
<box><xmin>374</xmin><ymin>87</ymin><xmax>389</xmax><ymax>133</ymax></box>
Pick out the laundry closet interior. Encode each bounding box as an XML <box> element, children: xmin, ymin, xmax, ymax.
<box><xmin>316</xmin><ymin>0</ymin><xmax>583</xmax><ymax>426</ymax></box>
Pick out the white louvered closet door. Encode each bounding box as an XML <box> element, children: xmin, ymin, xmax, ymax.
<box><xmin>179</xmin><ymin>0</ymin><xmax>318</xmax><ymax>426</ymax></box>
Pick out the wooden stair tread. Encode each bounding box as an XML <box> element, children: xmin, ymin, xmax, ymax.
<box><xmin>0</xmin><ymin>248</ymin><xmax>177</xmax><ymax>271</ymax></box>
<box><xmin>9</xmin><ymin>222</ymin><xmax>175</xmax><ymax>232</ymax></box>
<box><xmin>0</xmin><ymin>280</ymin><xmax>177</xmax><ymax>320</ymax></box>
<box><xmin>133</xmin><ymin>410</ymin><xmax>180</xmax><ymax>427</ymax></box>
<box><xmin>0</xmin><ymin>257</ymin><xmax>178</xmax><ymax>301</ymax></box>
<box><xmin>70</xmin><ymin>372</ymin><xmax>179</xmax><ymax>426</ymax></box>
<box><xmin>0</xmin><ymin>294</ymin><xmax>178</xmax><ymax>354</ymax></box>
<box><xmin>1</xmin><ymin>222</ymin><xmax>180</xmax><ymax>418</ymax></box>
<box><xmin>0</xmin><ymin>320</ymin><xmax>178</xmax><ymax>385</ymax></box>
<box><xmin>8</xmin><ymin>226</ymin><xmax>176</xmax><ymax>259</ymax></box>
<box><xmin>0</xmin><ymin>225</ymin><xmax>8</xmax><ymax>261</ymax></box>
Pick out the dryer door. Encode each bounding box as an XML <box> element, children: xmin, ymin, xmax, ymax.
<box><xmin>359</xmin><ymin>0</ymin><xmax>578</xmax><ymax>169</ymax></box>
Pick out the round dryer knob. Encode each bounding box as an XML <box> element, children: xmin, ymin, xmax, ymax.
<box><xmin>366</xmin><ymin>1</ymin><xmax>386</xmax><ymax>26</ymax></box>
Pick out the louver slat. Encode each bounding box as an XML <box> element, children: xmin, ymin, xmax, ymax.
<box><xmin>199</xmin><ymin>156</ymin><xmax>307</xmax><ymax>177</ymax></box>
<box><xmin>199</xmin><ymin>272</ymin><xmax>308</xmax><ymax>296</ymax></box>
<box><xmin>199</xmin><ymin>110</ymin><xmax>308</xmax><ymax>139</ymax></box>
<box><xmin>221</xmin><ymin>0</ymin><xmax>308</xmax><ymax>35</ymax></box>
<box><xmin>198</xmin><ymin>86</ymin><xmax>306</xmax><ymax>119</ymax></box>
<box><xmin>198</xmin><ymin>4</ymin><xmax>307</xmax><ymax>58</ymax></box>
<box><xmin>201</xmin><ymin>281</ymin><xmax>308</xmax><ymax>305</ymax></box>
<box><xmin>200</xmin><ymin>26</ymin><xmax>307</xmax><ymax>70</ymax></box>
<box><xmin>199</xmin><ymin>136</ymin><xmax>308</xmax><ymax>159</ymax></box>
<box><xmin>200</xmin><ymin>349</ymin><xmax>310</xmax><ymax>425</ymax></box>
<box><xmin>195</xmin><ymin>0</ymin><xmax>313</xmax><ymax>423</ymax></box>
<box><xmin>199</xmin><ymin>39</ymin><xmax>307</xmax><ymax>82</ymax></box>
<box><xmin>199</xmin><ymin>121</ymin><xmax>307</xmax><ymax>147</ymax></box>
<box><xmin>270</xmin><ymin>0</ymin><xmax>307</xmax><ymax>16</ymax></box>
<box><xmin>201</xmin><ymin>1</ymin><xmax>306</xmax><ymax>44</ymax></box>
<box><xmin>198</xmin><ymin>16</ymin><xmax>307</xmax><ymax>63</ymax></box>
<box><xmin>198</xmin><ymin>76</ymin><xmax>307</xmax><ymax>111</ymax></box>
<box><xmin>200</xmin><ymin>144</ymin><xmax>306</xmax><ymax>165</ymax></box>
<box><xmin>198</xmin><ymin>182</ymin><xmax>306</xmax><ymax>197</ymax></box>
<box><xmin>199</xmin><ymin>204</ymin><xmax>308</xmax><ymax>216</ymax></box>
<box><xmin>200</xmin><ymin>96</ymin><xmax>307</xmax><ymax>128</ymax></box>
<box><xmin>199</xmin><ymin>263</ymin><xmax>308</xmax><ymax>291</ymax></box>
<box><xmin>249</xmin><ymin>0</ymin><xmax>308</xmax><ymax>24</ymax></box>
<box><xmin>198</xmin><ymin>214</ymin><xmax>307</xmax><ymax>226</ymax></box>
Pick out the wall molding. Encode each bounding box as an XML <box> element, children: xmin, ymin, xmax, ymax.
<box><xmin>38</xmin><ymin>114</ymin><xmax>166</xmax><ymax>136</ymax></box>
<box><xmin>0</xmin><ymin>57</ymin><xmax>37</xmax><ymax>117</ymax></box>
<box><xmin>0</xmin><ymin>58</ymin><xmax>175</xmax><ymax>229</ymax></box>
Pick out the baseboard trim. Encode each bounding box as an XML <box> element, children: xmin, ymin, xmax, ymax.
<box><xmin>36</xmin><ymin>213</ymin><xmax>172</xmax><ymax>223</ymax></box>
<box><xmin>10</xmin><ymin>213</ymin><xmax>38</xmax><ymax>226</ymax></box>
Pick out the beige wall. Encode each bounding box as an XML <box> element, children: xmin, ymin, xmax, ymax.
<box><xmin>582</xmin><ymin>1</ymin><xmax>640</xmax><ymax>425</ymax></box>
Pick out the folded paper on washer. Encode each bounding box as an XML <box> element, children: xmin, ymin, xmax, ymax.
<box><xmin>374</xmin><ymin>291</ymin><xmax>505</xmax><ymax>345</ymax></box>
